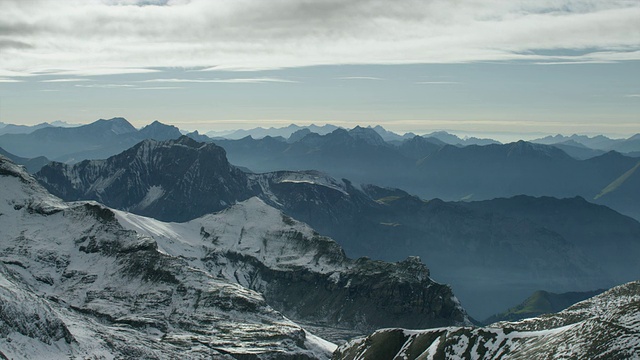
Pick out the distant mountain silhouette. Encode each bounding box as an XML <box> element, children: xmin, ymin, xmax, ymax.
<box><xmin>138</xmin><ymin>120</ymin><xmax>182</xmax><ymax>141</ymax></box>
<box><xmin>0</xmin><ymin>117</ymin><xmax>182</xmax><ymax>162</ymax></box>
<box><xmin>532</xmin><ymin>133</ymin><xmax>640</xmax><ymax>154</ymax></box>
<box><xmin>0</xmin><ymin>122</ymin><xmax>53</xmax><ymax>135</ymax></box>
<box><xmin>424</xmin><ymin>131</ymin><xmax>500</xmax><ymax>146</ymax></box>
<box><xmin>483</xmin><ymin>288</ymin><xmax>606</xmax><ymax>324</ymax></box>
<box><xmin>0</xmin><ymin>146</ymin><xmax>49</xmax><ymax>173</ymax></box>
<box><xmin>213</xmin><ymin>133</ymin><xmax>640</xmax><ymax>220</ymax></box>
<box><xmin>0</xmin><ymin>120</ymin><xmax>79</xmax><ymax>135</ymax></box>
<box><xmin>212</xmin><ymin>123</ymin><xmax>340</xmax><ymax>139</ymax></box>
<box><xmin>370</xmin><ymin>125</ymin><xmax>416</xmax><ymax>142</ymax></box>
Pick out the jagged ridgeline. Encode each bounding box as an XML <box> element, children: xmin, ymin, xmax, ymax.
<box><xmin>0</xmin><ymin>155</ymin><xmax>470</xmax><ymax>359</ymax></box>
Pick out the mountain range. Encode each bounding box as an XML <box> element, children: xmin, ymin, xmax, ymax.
<box><xmin>0</xmin><ymin>118</ymin><xmax>182</xmax><ymax>163</ymax></box>
<box><xmin>1</xmin><ymin>154</ymin><xmax>475</xmax><ymax>358</ymax></box>
<box><xmin>0</xmin><ymin>120</ymin><xmax>79</xmax><ymax>135</ymax></box>
<box><xmin>533</xmin><ymin>133</ymin><xmax>640</xmax><ymax>155</ymax></box>
<box><xmin>2</xmin><ymin>116</ymin><xmax>640</xmax><ymax>357</ymax></box>
<box><xmin>333</xmin><ymin>280</ymin><xmax>640</xmax><ymax>359</ymax></box>
<box><xmin>206</xmin><ymin>123</ymin><xmax>341</xmax><ymax>140</ymax></box>
<box><xmin>210</xmin><ymin>128</ymin><xmax>640</xmax><ymax>221</ymax></box>
<box><xmin>34</xmin><ymin>136</ymin><xmax>640</xmax><ymax>318</ymax></box>
<box><xmin>0</xmin><ymin>118</ymin><xmax>640</xmax><ymax>219</ymax></box>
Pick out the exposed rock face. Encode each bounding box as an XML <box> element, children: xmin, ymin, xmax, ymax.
<box><xmin>333</xmin><ymin>280</ymin><xmax>640</xmax><ymax>360</ymax></box>
<box><xmin>115</xmin><ymin>197</ymin><xmax>472</xmax><ymax>336</ymax></box>
<box><xmin>36</xmin><ymin>136</ymin><xmax>259</xmax><ymax>222</ymax></box>
<box><xmin>258</xmin><ymin>256</ymin><xmax>469</xmax><ymax>331</ymax></box>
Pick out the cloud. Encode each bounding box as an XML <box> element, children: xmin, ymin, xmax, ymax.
<box><xmin>41</xmin><ymin>78</ymin><xmax>91</xmax><ymax>82</ymax></box>
<box><xmin>625</xmin><ymin>94</ymin><xmax>640</xmax><ymax>98</ymax></box>
<box><xmin>337</xmin><ymin>77</ymin><xmax>383</xmax><ymax>81</ymax></box>
<box><xmin>133</xmin><ymin>86</ymin><xmax>183</xmax><ymax>90</ymax></box>
<box><xmin>75</xmin><ymin>84</ymin><xmax>134</xmax><ymax>88</ymax></box>
<box><xmin>142</xmin><ymin>78</ymin><xmax>297</xmax><ymax>83</ymax></box>
<box><xmin>1</xmin><ymin>0</ymin><xmax>639</xmax><ymax>75</ymax></box>
<box><xmin>0</xmin><ymin>78</ymin><xmax>23</xmax><ymax>83</ymax></box>
<box><xmin>38</xmin><ymin>68</ymin><xmax>160</xmax><ymax>76</ymax></box>
<box><xmin>415</xmin><ymin>81</ymin><xmax>460</xmax><ymax>85</ymax></box>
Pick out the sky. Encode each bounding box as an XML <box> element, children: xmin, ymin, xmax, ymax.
<box><xmin>0</xmin><ymin>0</ymin><xmax>639</xmax><ymax>139</ymax></box>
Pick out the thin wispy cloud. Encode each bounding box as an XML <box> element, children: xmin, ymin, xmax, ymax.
<box><xmin>142</xmin><ymin>78</ymin><xmax>297</xmax><ymax>84</ymax></box>
<box><xmin>415</xmin><ymin>81</ymin><xmax>461</xmax><ymax>85</ymax></box>
<box><xmin>41</xmin><ymin>78</ymin><xmax>91</xmax><ymax>83</ymax></box>
<box><xmin>0</xmin><ymin>78</ymin><xmax>23</xmax><ymax>83</ymax></box>
<box><xmin>337</xmin><ymin>77</ymin><xmax>383</xmax><ymax>81</ymax></box>
<box><xmin>625</xmin><ymin>94</ymin><xmax>640</xmax><ymax>98</ymax></box>
<box><xmin>38</xmin><ymin>68</ymin><xmax>160</xmax><ymax>77</ymax></box>
<box><xmin>1</xmin><ymin>0</ymin><xmax>638</xmax><ymax>76</ymax></box>
<box><xmin>133</xmin><ymin>86</ymin><xmax>183</xmax><ymax>90</ymax></box>
<box><xmin>75</xmin><ymin>84</ymin><xmax>134</xmax><ymax>88</ymax></box>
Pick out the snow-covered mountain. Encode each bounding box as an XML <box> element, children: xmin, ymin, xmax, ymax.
<box><xmin>0</xmin><ymin>155</ymin><xmax>335</xmax><ymax>359</ymax></box>
<box><xmin>1</xmin><ymin>155</ymin><xmax>472</xmax><ymax>358</ymax></box>
<box><xmin>115</xmin><ymin>198</ymin><xmax>472</xmax><ymax>337</ymax></box>
<box><xmin>334</xmin><ymin>280</ymin><xmax>640</xmax><ymax>359</ymax></box>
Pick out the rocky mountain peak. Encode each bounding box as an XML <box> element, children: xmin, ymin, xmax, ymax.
<box><xmin>138</xmin><ymin>120</ymin><xmax>182</xmax><ymax>140</ymax></box>
<box><xmin>348</xmin><ymin>125</ymin><xmax>387</xmax><ymax>146</ymax></box>
<box><xmin>36</xmin><ymin>137</ymin><xmax>258</xmax><ymax>222</ymax></box>
<box><xmin>101</xmin><ymin>117</ymin><xmax>137</xmax><ymax>134</ymax></box>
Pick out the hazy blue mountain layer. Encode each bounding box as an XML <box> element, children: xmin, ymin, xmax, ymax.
<box><xmin>0</xmin><ymin>118</ymin><xmax>182</xmax><ymax>163</ymax></box>
<box><xmin>212</xmin><ymin>130</ymin><xmax>640</xmax><ymax>220</ymax></box>
<box><xmin>0</xmin><ymin>146</ymin><xmax>49</xmax><ymax>173</ymax></box>
<box><xmin>483</xmin><ymin>288</ymin><xmax>606</xmax><ymax>324</ymax></box>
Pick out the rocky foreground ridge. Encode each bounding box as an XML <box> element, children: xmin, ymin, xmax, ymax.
<box><xmin>333</xmin><ymin>280</ymin><xmax>640</xmax><ymax>359</ymax></box>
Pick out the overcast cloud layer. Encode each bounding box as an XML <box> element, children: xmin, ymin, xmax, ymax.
<box><xmin>1</xmin><ymin>0</ymin><xmax>639</xmax><ymax>76</ymax></box>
